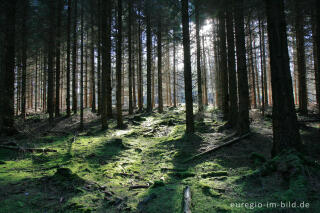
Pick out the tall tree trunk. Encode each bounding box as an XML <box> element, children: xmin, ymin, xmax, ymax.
<box><xmin>181</xmin><ymin>0</ymin><xmax>194</xmax><ymax>133</ymax></box>
<box><xmin>35</xmin><ymin>53</ymin><xmax>38</xmax><ymax>112</ymax></box>
<box><xmin>218</xmin><ymin>11</ymin><xmax>229</xmax><ymax>120</ymax></box>
<box><xmin>66</xmin><ymin>0</ymin><xmax>72</xmax><ymax>117</ymax></box>
<box><xmin>80</xmin><ymin>1</ymin><xmax>84</xmax><ymax>130</ymax></box>
<box><xmin>248</xmin><ymin>20</ymin><xmax>257</xmax><ymax>109</ymax></box>
<box><xmin>85</xmin><ymin>31</ymin><xmax>88</xmax><ymax>109</ymax></box>
<box><xmin>295</xmin><ymin>1</ymin><xmax>308</xmax><ymax>115</ymax></box>
<box><xmin>128</xmin><ymin>0</ymin><xmax>133</xmax><ymax>115</ymax></box>
<box><xmin>138</xmin><ymin>6</ymin><xmax>143</xmax><ymax>111</ymax></box>
<box><xmin>195</xmin><ymin>1</ymin><xmax>203</xmax><ymax>114</ymax></box>
<box><xmin>91</xmin><ymin>10</ymin><xmax>96</xmax><ymax>113</ymax></box>
<box><xmin>266</xmin><ymin>0</ymin><xmax>301</xmax><ymax>156</ymax></box>
<box><xmin>72</xmin><ymin>0</ymin><xmax>78</xmax><ymax>114</ymax></box>
<box><xmin>21</xmin><ymin>0</ymin><xmax>28</xmax><ymax>119</ymax></box>
<box><xmin>259</xmin><ymin>18</ymin><xmax>265</xmax><ymax>115</ymax></box>
<box><xmin>173</xmin><ymin>37</ymin><xmax>177</xmax><ymax>107</ymax></box>
<box><xmin>101</xmin><ymin>0</ymin><xmax>111</xmax><ymax>129</ymax></box>
<box><xmin>235</xmin><ymin>0</ymin><xmax>250</xmax><ymax>135</ymax></box>
<box><xmin>226</xmin><ymin>1</ymin><xmax>238</xmax><ymax>127</ymax></box>
<box><xmin>55</xmin><ymin>0</ymin><xmax>62</xmax><ymax>117</ymax></box>
<box><xmin>157</xmin><ymin>19</ymin><xmax>163</xmax><ymax>113</ymax></box>
<box><xmin>116</xmin><ymin>0</ymin><xmax>123</xmax><ymax>128</ymax></box>
<box><xmin>1</xmin><ymin>0</ymin><xmax>17</xmax><ymax>135</ymax></box>
<box><xmin>202</xmin><ymin>36</ymin><xmax>208</xmax><ymax>106</ymax></box>
<box><xmin>47</xmin><ymin>0</ymin><xmax>56</xmax><ymax>123</ymax></box>
<box><xmin>146</xmin><ymin>2</ymin><xmax>152</xmax><ymax>112</ymax></box>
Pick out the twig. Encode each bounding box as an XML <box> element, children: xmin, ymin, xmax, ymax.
<box><xmin>129</xmin><ymin>184</ymin><xmax>150</xmax><ymax>190</ymax></box>
<box><xmin>0</xmin><ymin>145</ymin><xmax>57</xmax><ymax>153</ymax></box>
<box><xmin>183</xmin><ymin>133</ymin><xmax>251</xmax><ymax>163</ymax></box>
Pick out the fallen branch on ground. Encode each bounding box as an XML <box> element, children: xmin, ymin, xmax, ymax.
<box><xmin>183</xmin><ymin>133</ymin><xmax>251</xmax><ymax>163</ymax></box>
<box><xmin>183</xmin><ymin>186</ymin><xmax>191</xmax><ymax>213</ymax></box>
<box><xmin>129</xmin><ymin>184</ymin><xmax>150</xmax><ymax>190</ymax></box>
<box><xmin>0</xmin><ymin>145</ymin><xmax>57</xmax><ymax>153</ymax></box>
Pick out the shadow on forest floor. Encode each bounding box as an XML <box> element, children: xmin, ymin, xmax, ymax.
<box><xmin>1</xmin><ymin>107</ymin><xmax>320</xmax><ymax>212</ymax></box>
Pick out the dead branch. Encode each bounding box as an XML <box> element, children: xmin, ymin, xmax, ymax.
<box><xmin>0</xmin><ymin>145</ymin><xmax>57</xmax><ymax>153</ymax></box>
<box><xmin>183</xmin><ymin>133</ymin><xmax>251</xmax><ymax>163</ymax></box>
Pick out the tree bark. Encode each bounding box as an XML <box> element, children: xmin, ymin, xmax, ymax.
<box><xmin>234</xmin><ymin>0</ymin><xmax>250</xmax><ymax>135</ymax></box>
<box><xmin>66</xmin><ymin>0</ymin><xmax>72</xmax><ymax>117</ymax></box>
<box><xmin>181</xmin><ymin>0</ymin><xmax>194</xmax><ymax>133</ymax></box>
<box><xmin>101</xmin><ymin>0</ymin><xmax>111</xmax><ymax>130</ymax></box>
<box><xmin>157</xmin><ymin>20</ymin><xmax>163</xmax><ymax>113</ymax></box>
<box><xmin>72</xmin><ymin>0</ymin><xmax>78</xmax><ymax>114</ymax></box>
<box><xmin>226</xmin><ymin>1</ymin><xmax>238</xmax><ymax>127</ymax></box>
<box><xmin>295</xmin><ymin>1</ymin><xmax>308</xmax><ymax>115</ymax></box>
<box><xmin>47</xmin><ymin>0</ymin><xmax>56</xmax><ymax>123</ymax></box>
<box><xmin>55</xmin><ymin>0</ymin><xmax>63</xmax><ymax>117</ymax></box>
<box><xmin>265</xmin><ymin>0</ymin><xmax>302</xmax><ymax>156</ymax></box>
<box><xmin>195</xmin><ymin>1</ymin><xmax>203</xmax><ymax>114</ymax></box>
<box><xmin>219</xmin><ymin>11</ymin><xmax>229</xmax><ymax>120</ymax></box>
<box><xmin>116</xmin><ymin>0</ymin><xmax>123</xmax><ymax>128</ymax></box>
<box><xmin>128</xmin><ymin>0</ymin><xmax>133</xmax><ymax>115</ymax></box>
<box><xmin>146</xmin><ymin>2</ymin><xmax>152</xmax><ymax>112</ymax></box>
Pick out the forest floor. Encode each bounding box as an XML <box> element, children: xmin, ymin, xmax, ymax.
<box><xmin>0</xmin><ymin>106</ymin><xmax>320</xmax><ymax>213</ymax></box>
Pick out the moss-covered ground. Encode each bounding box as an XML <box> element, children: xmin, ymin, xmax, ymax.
<box><xmin>0</xmin><ymin>107</ymin><xmax>320</xmax><ymax>212</ymax></box>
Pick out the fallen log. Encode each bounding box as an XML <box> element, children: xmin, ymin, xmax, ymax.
<box><xmin>0</xmin><ymin>145</ymin><xmax>57</xmax><ymax>153</ymax></box>
<box><xmin>183</xmin><ymin>186</ymin><xmax>191</xmax><ymax>213</ymax></box>
<box><xmin>183</xmin><ymin>133</ymin><xmax>251</xmax><ymax>163</ymax></box>
<box><xmin>129</xmin><ymin>184</ymin><xmax>150</xmax><ymax>190</ymax></box>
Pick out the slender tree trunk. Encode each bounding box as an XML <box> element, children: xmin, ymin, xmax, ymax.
<box><xmin>226</xmin><ymin>1</ymin><xmax>238</xmax><ymax>127</ymax></box>
<box><xmin>80</xmin><ymin>1</ymin><xmax>84</xmax><ymax>130</ymax></box>
<box><xmin>128</xmin><ymin>0</ymin><xmax>133</xmax><ymax>115</ymax></box>
<box><xmin>101</xmin><ymin>0</ymin><xmax>111</xmax><ymax>129</ymax></box>
<box><xmin>265</xmin><ymin>0</ymin><xmax>301</xmax><ymax>156</ymax></box>
<box><xmin>55</xmin><ymin>0</ymin><xmax>62</xmax><ymax>117</ymax></box>
<box><xmin>248</xmin><ymin>20</ymin><xmax>257</xmax><ymax>109</ymax></box>
<box><xmin>181</xmin><ymin>0</ymin><xmax>194</xmax><ymax>133</ymax></box>
<box><xmin>219</xmin><ymin>11</ymin><xmax>229</xmax><ymax>120</ymax></box>
<box><xmin>158</xmin><ymin>20</ymin><xmax>163</xmax><ymax>113</ymax></box>
<box><xmin>146</xmin><ymin>3</ymin><xmax>152</xmax><ymax>112</ymax></box>
<box><xmin>35</xmin><ymin>53</ymin><xmax>38</xmax><ymax>112</ymax></box>
<box><xmin>202</xmin><ymin>36</ymin><xmax>208</xmax><ymax>106</ymax></box>
<box><xmin>262</xmin><ymin>21</ymin><xmax>268</xmax><ymax>107</ymax></box>
<box><xmin>91</xmin><ymin>10</ymin><xmax>96</xmax><ymax>113</ymax></box>
<box><xmin>21</xmin><ymin>0</ymin><xmax>28</xmax><ymax>119</ymax></box>
<box><xmin>72</xmin><ymin>0</ymin><xmax>78</xmax><ymax>114</ymax></box>
<box><xmin>235</xmin><ymin>0</ymin><xmax>250</xmax><ymax>135</ymax></box>
<box><xmin>85</xmin><ymin>31</ymin><xmax>88</xmax><ymax>109</ymax></box>
<box><xmin>66</xmin><ymin>0</ymin><xmax>72</xmax><ymax>117</ymax></box>
<box><xmin>116</xmin><ymin>0</ymin><xmax>123</xmax><ymax>128</ymax></box>
<box><xmin>195</xmin><ymin>1</ymin><xmax>203</xmax><ymax>114</ymax></box>
<box><xmin>138</xmin><ymin>6</ymin><xmax>143</xmax><ymax>111</ymax></box>
<box><xmin>47</xmin><ymin>0</ymin><xmax>56</xmax><ymax>123</ymax></box>
<box><xmin>173</xmin><ymin>37</ymin><xmax>177</xmax><ymax>107</ymax></box>
<box><xmin>295</xmin><ymin>1</ymin><xmax>308</xmax><ymax>115</ymax></box>
<box><xmin>259</xmin><ymin>18</ymin><xmax>265</xmax><ymax>115</ymax></box>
